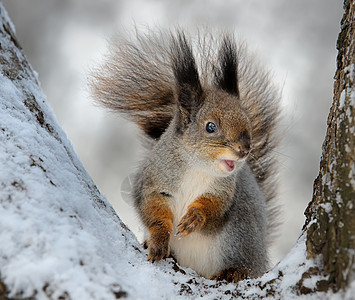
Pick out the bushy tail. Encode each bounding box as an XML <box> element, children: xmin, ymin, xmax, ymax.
<box><xmin>90</xmin><ymin>28</ymin><xmax>280</xmax><ymax>224</ymax></box>
<box><xmin>90</xmin><ymin>31</ymin><xmax>176</xmax><ymax>139</ymax></box>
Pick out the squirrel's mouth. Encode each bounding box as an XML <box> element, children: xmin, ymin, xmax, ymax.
<box><xmin>220</xmin><ymin>159</ymin><xmax>235</xmax><ymax>172</ymax></box>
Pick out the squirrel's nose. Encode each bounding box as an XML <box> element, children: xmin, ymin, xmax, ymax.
<box><xmin>237</xmin><ymin>143</ymin><xmax>250</xmax><ymax>158</ymax></box>
<box><xmin>238</xmin><ymin>145</ymin><xmax>250</xmax><ymax>157</ymax></box>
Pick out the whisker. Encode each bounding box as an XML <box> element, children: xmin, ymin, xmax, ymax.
<box><xmin>248</xmin><ymin>152</ymin><xmax>266</xmax><ymax>178</ymax></box>
<box><xmin>268</xmin><ymin>149</ymin><xmax>293</xmax><ymax>160</ymax></box>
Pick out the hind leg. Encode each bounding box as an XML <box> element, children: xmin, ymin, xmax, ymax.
<box><xmin>212</xmin><ymin>266</ymin><xmax>250</xmax><ymax>282</ymax></box>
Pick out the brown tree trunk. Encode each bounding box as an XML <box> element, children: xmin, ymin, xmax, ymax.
<box><xmin>304</xmin><ymin>0</ymin><xmax>355</xmax><ymax>293</ymax></box>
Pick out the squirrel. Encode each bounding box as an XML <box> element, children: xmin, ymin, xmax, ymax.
<box><xmin>90</xmin><ymin>29</ymin><xmax>280</xmax><ymax>282</ymax></box>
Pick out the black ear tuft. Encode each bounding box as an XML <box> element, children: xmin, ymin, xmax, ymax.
<box><xmin>215</xmin><ymin>35</ymin><xmax>239</xmax><ymax>97</ymax></box>
<box><xmin>170</xmin><ymin>31</ymin><xmax>203</xmax><ymax>116</ymax></box>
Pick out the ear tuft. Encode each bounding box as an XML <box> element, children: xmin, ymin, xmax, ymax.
<box><xmin>214</xmin><ymin>35</ymin><xmax>239</xmax><ymax>97</ymax></box>
<box><xmin>170</xmin><ymin>31</ymin><xmax>203</xmax><ymax>115</ymax></box>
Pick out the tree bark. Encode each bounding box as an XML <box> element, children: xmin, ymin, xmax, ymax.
<box><xmin>0</xmin><ymin>1</ymin><xmax>353</xmax><ymax>299</ymax></box>
<box><xmin>304</xmin><ymin>0</ymin><xmax>354</xmax><ymax>293</ymax></box>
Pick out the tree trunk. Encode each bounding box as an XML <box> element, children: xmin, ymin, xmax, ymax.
<box><xmin>0</xmin><ymin>1</ymin><xmax>353</xmax><ymax>299</ymax></box>
<box><xmin>304</xmin><ymin>0</ymin><xmax>355</xmax><ymax>293</ymax></box>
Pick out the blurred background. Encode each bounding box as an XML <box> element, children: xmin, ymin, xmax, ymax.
<box><xmin>3</xmin><ymin>0</ymin><xmax>343</xmax><ymax>265</ymax></box>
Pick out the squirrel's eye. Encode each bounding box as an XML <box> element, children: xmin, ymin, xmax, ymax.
<box><xmin>206</xmin><ymin>122</ymin><xmax>217</xmax><ymax>133</ymax></box>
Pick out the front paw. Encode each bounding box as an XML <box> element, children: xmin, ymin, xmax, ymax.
<box><xmin>176</xmin><ymin>207</ymin><xmax>205</xmax><ymax>237</ymax></box>
<box><xmin>147</xmin><ymin>231</ymin><xmax>170</xmax><ymax>262</ymax></box>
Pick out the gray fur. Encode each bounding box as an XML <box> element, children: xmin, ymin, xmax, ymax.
<box><xmin>219</xmin><ymin>164</ymin><xmax>268</xmax><ymax>277</ymax></box>
<box><xmin>133</xmin><ymin>115</ymin><xmax>268</xmax><ymax>277</ymax></box>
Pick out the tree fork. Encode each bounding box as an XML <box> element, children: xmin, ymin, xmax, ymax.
<box><xmin>0</xmin><ymin>1</ymin><xmax>353</xmax><ymax>299</ymax></box>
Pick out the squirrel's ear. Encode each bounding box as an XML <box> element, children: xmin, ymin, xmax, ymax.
<box><xmin>171</xmin><ymin>32</ymin><xmax>204</xmax><ymax>122</ymax></box>
<box><xmin>214</xmin><ymin>35</ymin><xmax>239</xmax><ymax>98</ymax></box>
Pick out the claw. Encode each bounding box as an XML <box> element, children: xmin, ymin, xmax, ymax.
<box><xmin>176</xmin><ymin>208</ymin><xmax>205</xmax><ymax>237</ymax></box>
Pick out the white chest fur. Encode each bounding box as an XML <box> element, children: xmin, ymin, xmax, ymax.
<box><xmin>171</xmin><ymin>168</ymin><xmax>214</xmax><ymax>222</ymax></box>
<box><xmin>169</xmin><ymin>168</ymin><xmax>223</xmax><ymax>278</ymax></box>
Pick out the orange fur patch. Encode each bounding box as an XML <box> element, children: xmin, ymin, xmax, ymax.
<box><xmin>142</xmin><ymin>193</ymin><xmax>173</xmax><ymax>261</ymax></box>
<box><xmin>176</xmin><ymin>194</ymin><xmax>224</xmax><ymax>237</ymax></box>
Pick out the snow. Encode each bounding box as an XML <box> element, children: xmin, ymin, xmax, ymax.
<box><xmin>263</xmin><ymin>236</ymin><xmax>321</xmax><ymax>297</ymax></box>
<box><xmin>0</xmin><ymin>3</ymin><xmax>354</xmax><ymax>300</ymax></box>
<box><xmin>0</xmin><ymin>71</ymin><xmax>134</xmax><ymax>298</ymax></box>
<box><xmin>350</xmin><ymin>163</ymin><xmax>355</xmax><ymax>190</ymax></box>
<box><xmin>344</xmin><ymin>64</ymin><xmax>354</xmax><ymax>82</ymax></box>
<box><xmin>0</xmin><ymin>5</ymin><xmax>187</xmax><ymax>298</ymax></box>
<box><xmin>339</xmin><ymin>89</ymin><xmax>346</xmax><ymax>109</ymax></box>
<box><xmin>321</xmin><ymin>202</ymin><xmax>332</xmax><ymax>214</ymax></box>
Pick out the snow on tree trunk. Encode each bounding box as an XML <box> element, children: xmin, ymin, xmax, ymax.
<box><xmin>303</xmin><ymin>0</ymin><xmax>355</xmax><ymax>294</ymax></box>
<box><xmin>0</xmin><ymin>1</ymin><xmax>354</xmax><ymax>300</ymax></box>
